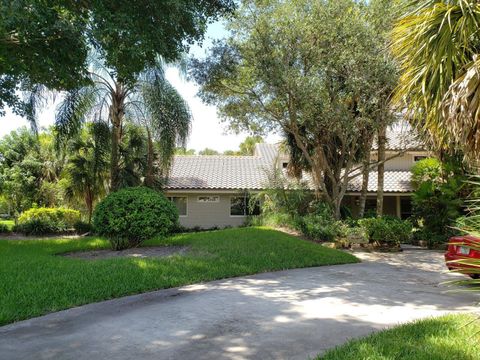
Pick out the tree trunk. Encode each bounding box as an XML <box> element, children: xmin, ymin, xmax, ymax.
<box><xmin>145</xmin><ymin>128</ymin><xmax>155</xmax><ymax>188</ymax></box>
<box><xmin>109</xmin><ymin>83</ymin><xmax>125</xmax><ymax>192</ymax></box>
<box><xmin>359</xmin><ymin>136</ymin><xmax>374</xmax><ymax>218</ymax></box>
<box><xmin>376</xmin><ymin>125</ymin><xmax>386</xmax><ymax>217</ymax></box>
<box><xmin>110</xmin><ymin>119</ymin><xmax>121</xmax><ymax>191</ymax></box>
<box><xmin>85</xmin><ymin>190</ymin><xmax>93</xmax><ymax>224</ymax></box>
<box><xmin>334</xmin><ymin>199</ymin><xmax>342</xmax><ymax>220</ymax></box>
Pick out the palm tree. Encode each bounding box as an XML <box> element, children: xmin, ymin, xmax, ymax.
<box><xmin>55</xmin><ymin>55</ymin><xmax>191</xmax><ymax>191</ymax></box>
<box><xmin>63</xmin><ymin>122</ymin><xmax>110</xmax><ymax>223</ymax></box>
<box><xmin>376</xmin><ymin>124</ymin><xmax>387</xmax><ymax>216</ymax></box>
<box><xmin>391</xmin><ymin>0</ymin><xmax>480</xmax><ymax>161</ymax></box>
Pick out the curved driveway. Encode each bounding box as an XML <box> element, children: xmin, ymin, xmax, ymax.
<box><xmin>1</xmin><ymin>250</ymin><xmax>478</xmax><ymax>360</ymax></box>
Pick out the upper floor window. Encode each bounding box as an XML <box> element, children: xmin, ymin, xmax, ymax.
<box><xmin>282</xmin><ymin>162</ymin><xmax>289</xmax><ymax>169</ymax></box>
<box><xmin>414</xmin><ymin>155</ymin><xmax>427</xmax><ymax>162</ymax></box>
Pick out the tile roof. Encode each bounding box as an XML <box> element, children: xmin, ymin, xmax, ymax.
<box><xmin>166</xmin><ymin>143</ymin><xmax>414</xmax><ymax>193</ymax></box>
<box><xmin>347</xmin><ymin>170</ymin><xmax>412</xmax><ymax>193</ymax></box>
<box><xmin>165</xmin><ymin>143</ymin><xmax>276</xmax><ymax>190</ymax></box>
<box><xmin>373</xmin><ymin>123</ymin><xmax>424</xmax><ymax>151</ymax></box>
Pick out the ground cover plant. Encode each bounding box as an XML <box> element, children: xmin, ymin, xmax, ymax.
<box><xmin>0</xmin><ymin>227</ymin><xmax>358</xmax><ymax>326</ymax></box>
<box><xmin>318</xmin><ymin>314</ymin><xmax>480</xmax><ymax>360</ymax></box>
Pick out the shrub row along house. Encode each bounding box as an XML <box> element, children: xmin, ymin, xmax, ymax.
<box><xmin>165</xmin><ymin>126</ymin><xmax>427</xmax><ymax>229</ymax></box>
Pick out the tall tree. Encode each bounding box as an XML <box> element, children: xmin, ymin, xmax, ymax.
<box><xmin>139</xmin><ymin>67</ymin><xmax>191</xmax><ymax>185</ymax></box>
<box><xmin>55</xmin><ymin>57</ymin><xmax>191</xmax><ymax>191</ymax></box>
<box><xmin>367</xmin><ymin>0</ymin><xmax>401</xmax><ymax>218</ymax></box>
<box><xmin>358</xmin><ymin>135</ymin><xmax>374</xmax><ymax>218</ymax></box>
<box><xmin>392</xmin><ymin>0</ymin><xmax>480</xmax><ymax>162</ymax></box>
<box><xmin>0</xmin><ymin>127</ymin><xmax>63</xmax><ymax>220</ymax></box>
<box><xmin>191</xmin><ymin>0</ymin><xmax>397</xmax><ymax>218</ymax></box>
<box><xmin>376</xmin><ymin>124</ymin><xmax>387</xmax><ymax>216</ymax></box>
<box><xmin>63</xmin><ymin>123</ymin><xmax>110</xmax><ymax>223</ymax></box>
<box><xmin>1</xmin><ymin>0</ymin><xmax>235</xmax><ymax>125</ymax></box>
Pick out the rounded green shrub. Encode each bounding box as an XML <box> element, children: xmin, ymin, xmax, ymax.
<box><xmin>358</xmin><ymin>216</ymin><xmax>413</xmax><ymax>246</ymax></box>
<box><xmin>411</xmin><ymin>158</ymin><xmax>442</xmax><ymax>190</ymax></box>
<box><xmin>93</xmin><ymin>187</ymin><xmax>178</xmax><ymax>250</ymax></box>
<box><xmin>17</xmin><ymin>207</ymin><xmax>81</xmax><ymax>235</ymax></box>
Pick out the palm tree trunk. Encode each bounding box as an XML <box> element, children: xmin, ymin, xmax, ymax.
<box><xmin>145</xmin><ymin>128</ymin><xmax>155</xmax><ymax>188</ymax></box>
<box><xmin>359</xmin><ymin>136</ymin><xmax>374</xmax><ymax>218</ymax></box>
<box><xmin>376</xmin><ymin>125</ymin><xmax>386</xmax><ymax>217</ymax></box>
<box><xmin>109</xmin><ymin>83</ymin><xmax>125</xmax><ymax>192</ymax></box>
<box><xmin>110</xmin><ymin>121</ymin><xmax>121</xmax><ymax>191</ymax></box>
<box><xmin>85</xmin><ymin>189</ymin><xmax>93</xmax><ymax>224</ymax></box>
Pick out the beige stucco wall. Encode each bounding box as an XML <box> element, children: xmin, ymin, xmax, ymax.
<box><xmin>165</xmin><ymin>192</ymin><xmax>248</xmax><ymax>229</ymax></box>
<box><xmin>384</xmin><ymin>153</ymin><xmax>414</xmax><ymax>170</ymax></box>
<box><xmin>369</xmin><ymin>151</ymin><xmax>430</xmax><ymax>171</ymax></box>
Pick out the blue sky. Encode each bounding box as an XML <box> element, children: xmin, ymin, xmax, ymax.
<box><xmin>0</xmin><ymin>21</ymin><xmax>281</xmax><ymax>152</ymax></box>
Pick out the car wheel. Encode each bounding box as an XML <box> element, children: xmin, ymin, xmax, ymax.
<box><xmin>469</xmin><ymin>274</ymin><xmax>480</xmax><ymax>279</ymax></box>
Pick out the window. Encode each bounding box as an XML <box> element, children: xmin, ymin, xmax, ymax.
<box><xmin>414</xmin><ymin>155</ymin><xmax>427</xmax><ymax>162</ymax></box>
<box><xmin>230</xmin><ymin>196</ymin><xmax>246</xmax><ymax>216</ymax></box>
<box><xmin>365</xmin><ymin>199</ymin><xmax>377</xmax><ymax>213</ymax></box>
<box><xmin>230</xmin><ymin>196</ymin><xmax>261</xmax><ymax>216</ymax></box>
<box><xmin>197</xmin><ymin>196</ymin><xmax>219</xmax><ymax>203</ymax></box>
<box><xmin>167</xmin><ymin>196</ymin><xmax>187</xmax><ymax>216</ymax></box>
<box><xmin>400</xmin><ymin>198</ymin><xmax>412</xmax><ymax>220</ymax></box>
<box><xmin>282</xmin><ymin>162</ymin><xmax>289</xmax><ymax>169</ymax></box>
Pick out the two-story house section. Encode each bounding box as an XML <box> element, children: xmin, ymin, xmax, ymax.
<box><xmin>345</xmin><ymin>126</ymin><xmax>428</xmax><ymax>219</ymax></box>
<box><xmin>165</xmin><ymin>125</ymin><xmax>428</xmax><ymax>228</ymax></box>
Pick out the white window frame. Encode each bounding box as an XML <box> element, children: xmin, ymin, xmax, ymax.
<box><xmin>167</xmin><ymin>196</ymin><xmax>188</xmax><ymax>217</ymax></box>
<box><xmin>197</xmin><ymin>195</ymin><xmax>220</xmax><ymax>203</ymax></box>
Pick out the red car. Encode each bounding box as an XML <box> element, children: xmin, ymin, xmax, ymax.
<box><xmin>445</xmin><ymin>235</ymin><xmax>480</xmax><ymax>279</ymax></box>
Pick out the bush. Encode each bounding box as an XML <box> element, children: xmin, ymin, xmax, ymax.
<box><xmin>358</xmin><ymin>216</ymin><xmax>412</xmax><ymax>246</ymax></box>
<box><xmin>250</xmin><ymin>202</ymin><xmax>347</xmax><ymax>242</ymax></box>
<box><xmin>413</xmin><ymin>227</ymin><xmax>448</xmax><ymax>248</ymax></box>
<box><xmin>298</xmin><ymin>214</ymin><xmax>347</xmax><ymax>242</ymax></box>
<box><xmin>74</xmin><ymin>221</ymin><xmax>93</xmax><ymax>234</ymax></box>
<box><xmin>17</xmin><ymin>207</ymin><xmax>81</xmax><ymax>235</ymax></box>
<box><xmin>0</xmin><ymin>223</ymin><xmax>11</xmax><ymax>233</ymax></box>
<box><xmin>411</xmin><ymin>157</ymin><xmax>467</xmax><ymax>247</ymax></box>
<box><xmin>93</xmin><ymin>187</ymin><xmax>178</xmax><ymax>250</ymax></box>
<box><xmin>411</xmin><ymin>158</ymin><xmax>442</xmax><ymax>190</ymax></box>
<box><xmin>248</xmin><ymin>212</ymin><xmax>298</xmax><ymax>229</ymax></box>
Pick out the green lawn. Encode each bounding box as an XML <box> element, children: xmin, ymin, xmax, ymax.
<box><xmin>0</xmin><ymin>219</ymin><xmax>14</xmax><ymax>231</ymax></box>
<box><xmin>0</xmin><ymin>227</ymin><xmax>358</xmax><ymax>326</ymax></box>
<box><xmin>318</xmin><ymin>314</ymin><xmax>480</xmax><ymax>360</ymax></box>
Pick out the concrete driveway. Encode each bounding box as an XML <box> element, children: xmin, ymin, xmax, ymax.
<box><xmin>1</xmin><ymin>249</ymin><xmax>478</xmax><ymax>360</ymax></box>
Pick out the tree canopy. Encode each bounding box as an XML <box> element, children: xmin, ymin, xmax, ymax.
<box><xmin>190</xmin><ymin>0</ymin><xmax>398</xmax><ymax>218</ymax></box>
<box><xmin>0</xmin><ymin>0</ymin><xmax>235</xmax><ymax>121</ymax></box>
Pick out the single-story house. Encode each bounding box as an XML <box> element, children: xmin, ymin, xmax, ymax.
<box><xmin>165</xmin><ymin>127</ymin><xmax>427</xmax><ymax>229</ymax></box>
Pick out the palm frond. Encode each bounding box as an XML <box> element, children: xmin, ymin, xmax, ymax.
<box><xmin>141</xmin><ymin>71</ymin><xmax>192</xmax><ymax>173</ymax></box>
<box><xmin>54</xmin><ymin>87</ymin><xmax>96</xmax><ymax>149</ymax></box>
<box><xmin>442</xmin><ymin>57</ymin><xmax>480</xmax><ymax>162</ymax></box>
<box><xmin>391</xmin><ymin>0</ymin><xmax>480</xmax><ymax>157</ymax></box>
<box><xmin>21</xmin><ymin>84</ymin><xmax>50</xmax><ymax>134</ymax></box>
